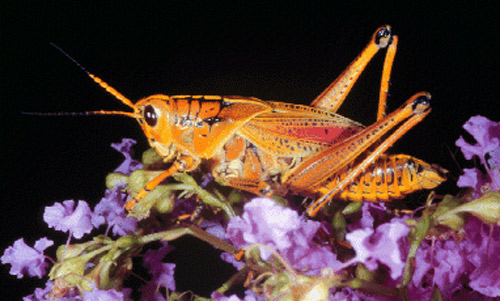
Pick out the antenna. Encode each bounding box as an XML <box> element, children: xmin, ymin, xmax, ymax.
<box><xmin>49</xmin><ymin>43</ymin><xmax>136</xmax><ymax>110</ymax></box>
<box><xmin>22</xmin><ymin>111</ymin><xmax>135</xmax><ymax>118</ymax></box>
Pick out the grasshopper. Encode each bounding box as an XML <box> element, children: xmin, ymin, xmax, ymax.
<box><xmin>50</xmin><ymin>25</ymin><xmax>446</xmax><ymax>217</ymax></box>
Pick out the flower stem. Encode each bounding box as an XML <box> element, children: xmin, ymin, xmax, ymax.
<box><xmin>215</xmin><ymin>266</ymin><xmax>250</xmax><ymax>294</ymax></box>
<box><xmin>140</xmin><ymin>224</ymin><xmax>238</xmax><ymax>254</ymax></box>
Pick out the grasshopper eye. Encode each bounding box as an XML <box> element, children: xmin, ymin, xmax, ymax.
<box><xmin>144</xmin><ymin>105</ymin><xmax>158</xmax><ymax>127</ymax></box>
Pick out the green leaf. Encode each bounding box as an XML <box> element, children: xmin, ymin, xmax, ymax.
<box><xmin>437</xmin><ymin>191</ymin><xmax>500</xmax><ymax>226</ymax></box>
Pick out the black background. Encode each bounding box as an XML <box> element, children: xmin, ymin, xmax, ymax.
<box><xmin>2</xmin><ymin>1</ymin><xmax>500</xmax><ymax>299</ymax></box>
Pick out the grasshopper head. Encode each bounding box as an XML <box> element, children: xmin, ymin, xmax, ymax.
<box><xmin>135</xmin><ymin>95</ymin><xmax>176</xmax><ymax>161</ymax></box>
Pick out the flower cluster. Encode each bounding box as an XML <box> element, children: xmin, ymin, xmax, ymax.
<box><xmin>406</xmin><ymin>115</ymin><xmax>500</xmax><ymax>298</ymax></box>
<box><xmin>412</xmin><ymin>217</ymin><xmax>500</xmax><ymax>298</ymax></box>
<box><xmin>225</xmin><ymin>197</ymin><xmax>342</xmax><ymax>275</ymax></box>
<box><xmin>2</xmin><ymin>116</ymin><xmax>500</xmax><ymax>300</ymax></box>
<box><xmin>1</xmin><ymin>139</ymin><xmax>160</xmax><ymax>300</ymax></box>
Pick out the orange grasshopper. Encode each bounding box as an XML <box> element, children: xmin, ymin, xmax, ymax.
<box><xmin>52</xmin><ymin>25</ymin><xmax>446</xmax><ymax>217</ymax></box>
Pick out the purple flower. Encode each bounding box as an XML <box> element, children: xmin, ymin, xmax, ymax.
<box><xmin>455</xmin><ymin>115</ymin><xmax>500</xmax><ymax>162</ymax></box>
<box><xmin>469</xmin><ymin>256</ymin><xmax>500</xmax><ymax>297</ymax></box>
<box><xmin>2</xmin><ymin>238</ymin><xmax>53</xmax><ymax>279</ymax></box>
<box><xmin>344</xmin><ymin>218</ymin><xmax>410</xmax><ymax>280</ymax></box>
<box><xmin>211</xmin><ymin>291</ymin><xmax>261</xmax><ymax>301</ymax></box>
<box><xmin>404</xmin><ymin>283</ymin><xmax>433</xmax><ymax>301</ymax></box>
<box><xmin>463</xmin><ymin>218</ymin><xmax>500</xmax><ymax>297</ymax></box>
<box><xmin>412</xmin><ymin>217</ymin><xmax>500</xmax><ymax>298</ymax></box>
<box><xmin>226</xmin><ymin>198</ymin><xmax>341</xmax><ymax>275</ymax></box>
<box><xmin>43</xmin><ymin>200</ymin><xmax>94</xmax><ymax>239</ymax></box>
<box><xmin>347</xmin><ymin>202</ymin><xmax>389</xmax><ymax>232</ymax></box>
<box><xmin>82</xmin><ymin>286</ymin><xmax>131</xmax><ymax>300</ymax></box>
<box><xmin>456</xmin><ymin>115</ymin><xmax>500</xmax><ymax>194</ymax></box>
<box><xmin>227</xmin><ymin>198</ymin><xmax>301</xmax><ymax>255</ymax></box>
<box><xmin>220</xmin><ymin>252</ymin><xmax>245</xmax><ymax>270</ymax></box>
<box><xmin>329</xmin><ymin>288</ymin><xmax>363</xmax><ymax>301</ymax></box>
<box><xmin>200</xmin><ymin>214</ymin><xmax>227</xmax><ymax>239</ymax></box>
<box><xmin>358</xmin><ymin>202</ymin><xmax>376</xmax><ymax>229</ymax></box>
<box><xmin>211</xmin><ymin>292</ymin><xmax>243</xmax><ymax>301</ymax></box>
<box><xmin>412</xmin><ymin>240</ymin><xmax>469</xmax><ymax>296</ymax></box>
<box><xmin>488</xmin><ymin>147</ymin><xmax>500</xmax><ymax>169</ymax></box>
<box><xmin>23</xmin><ymin>281</ymin><xmax>53</xmax><ymax>300</ymax></box>
<box><xmin>111</xmin><ymin>138</ymin><xmax>142</xmax><ymax>175</ymax></box>
<box><xmin>92</xmin><ymin>185</ymin><xmax>137</xmax><ymax>236</ymax></box>
<box><xmin>457</xmin><ymin>168</ymin><xmax>489</xmax><ymax>195</ymax></box>
<box><xmin>141</xmin><ymin>243</ymin><xmax>176</xmax><ymax>300</ymax></box>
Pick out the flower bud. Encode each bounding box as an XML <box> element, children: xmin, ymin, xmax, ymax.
<box><xmin>105</xmin><ymin>173</ymin><xmax>129</xmax><ymax>190</ymax></box>
<box><xmin>342</xmin><ymin>202</ymin><xmax>362</xmax><ymax>215</ymax></box>
<box><xmin>116</xmin><ymin>236</ymin><xmax>139</xmax><ymax>249</ymax></box>
<box><xmin>141</xmin><ymin>148</ymin><xmax>164</xmax><ymax>168</ymax></box>
<box><xmin>128</xmin><ymin>170</ymin><xmax>164</xmax><ymax>194</ymax></box>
